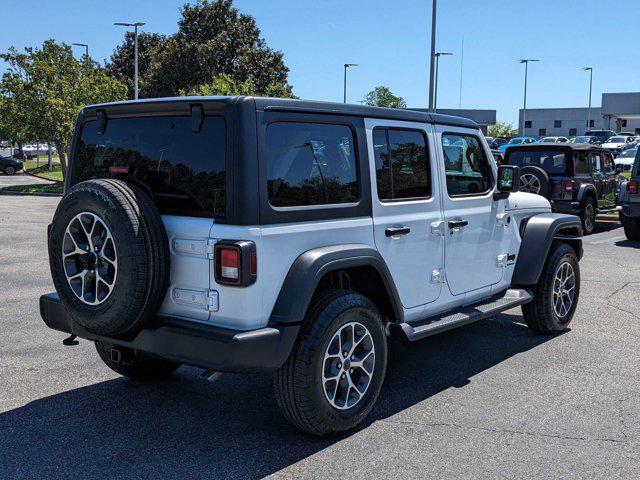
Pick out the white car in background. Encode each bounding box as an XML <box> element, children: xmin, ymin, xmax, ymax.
<box><xmin>601</xmin><ymin>136</ymin><xmax>634</xmax><ymax>156</ymax></box>
<box><xmin>615</xmin><ymin>148</ymin><xmax>636</xmax><ymax>175</ymax></box>
<box><xmin>539</xmin><ymin>136</ymin><xmax>569</xmax><ymax>143</ymax></box>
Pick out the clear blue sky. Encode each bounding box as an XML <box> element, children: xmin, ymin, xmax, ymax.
<box><xmin>2</xmin><ymin>0</ymin><xmax>639</xmax><ymax>125</ymax></box>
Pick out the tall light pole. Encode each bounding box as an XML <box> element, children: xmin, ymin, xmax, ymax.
<box><xmin>582</xmin><ymin>67</ymin><xmax>593</xmax><ymax>131</ymax></box>
<box><xmin>428</xmin><ymin>0</ymin><xmax>437</xmax><ymax>112</ymax></box>
<box><xmin>434</xmin><ymin>52</ymin><xmax>453</xmax><ymax>111</ymax></box>
<box><xmin>343</xmin><ymin>63</ymin><xmax>358</xmax><ymax>103</ymax></box>
<box><xmin>114</xmin><ymin>21</ymin><xmax>145</xmax><ymax>99</ymax></box>
<box><xmin>519</xmin><ymin>59</ymin><xmax>539</xmax><ymax>136</ymax></box>
<box><xmin>72</xmin><ymin>43</ymin><xmax>89</xmax><ymax>74</ymax></box>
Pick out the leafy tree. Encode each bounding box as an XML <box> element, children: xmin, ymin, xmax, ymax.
<box><xmin>488</xmin><ymin>121</ymin><xmax>519</xmax><ymax>138</ymax></box>
<box><xmin>363</xmin><ymin>86</ymin><xmax>407</xmax><ymax>108</ymax></box>
<box><xmin>139</xmin><ymin>0</ymin><xmax>293</xmax><ymax>98</ymax></box>
<box><xmin>0</xmin><ymin>40</ymin><xmax>127</xmax><ymax>174</ymax></box>
<box><xmin>105</xmin><ymin>32</ymin><xmax>167</xmax><ymax>99</ymax></box>
<box><xmin>182</xmin><ymin>73</ymin><xmax>296</xmax><ymax>98</ymax></box>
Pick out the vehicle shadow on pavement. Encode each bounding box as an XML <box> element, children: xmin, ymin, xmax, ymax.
<box><xmin>0</xmin><ymin>312</ymin><xmax>556</xmax><ymax>479</ymax></box>
<box><xmin>614</xmin><ymin>239</ymin><xmax>639</xmax><ymax>249</ymax></box>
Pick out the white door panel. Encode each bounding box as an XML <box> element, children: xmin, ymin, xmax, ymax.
<box><xmin>366</xmin><ymin>119</ymin><xmax>444</xmax><ymax>309</ymax></box>
<box><xmin>435</xmin><ymin>126</ymin><xmax>506</xmax><ymax>296</ymax></box>
<box><xmin>158</xmin><ymin>215</ymin><xmax>214</xmax><ymax>321</ymax></box>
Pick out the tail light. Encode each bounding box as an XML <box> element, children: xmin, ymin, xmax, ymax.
<box><xmin>563</xmin><ymin>180</ymin><xmax>574</xmax><ymax>192</ymax></box>
<box><xmin>214</xmin><ymin>240</ymin><xmax>257</xmax><ymax>286</ymax></box>
<box><xmin>628</xmin><ymin>181</ymin><xmax>639</xmax><ymax>194</ymax></box>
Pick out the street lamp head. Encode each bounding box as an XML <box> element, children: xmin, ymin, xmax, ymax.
<box><xmin>344</xmin><ymin>63</ymin><xmax>358</xmax><ymax>68</ymax></box>
<box><xmin>582</xmin><ymin>67</ymin><xmax>593</xmax><ymax>71</ymax></box>
<box><xmin>435</xmin><ymin>52</ymin><xmax>453</xmax><ymax>57</ymax></box>
<box><xmin>518</xmin><ymin>59</ymin><xmax>539</xmax><ymax>63</ymax></box>
<box><xmin>114</xmin><ymin>22</ymin><xmax>145</xmax><ymax>27</ymax></box>
<box><xmin>72</xmin><ymin>43</ymin><xmax>88</xmax><ymax>48</ymax></box>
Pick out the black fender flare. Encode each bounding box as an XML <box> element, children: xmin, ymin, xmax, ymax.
<box><xmin>512</xmin><ymin>213</ymin><xmax>583</xmax><ymax>285</ymax></box>
<box><xmin>268</xmin><ymin>244</ymin><xmax>403</xmax><ymax>325</ymax></box>
<box><xmin>576</xmin><ymin>183</ymin><xmax>597</xmax><ymax>204</ymax></box>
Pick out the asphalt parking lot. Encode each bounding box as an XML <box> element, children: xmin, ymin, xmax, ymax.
<box><xmin>1</xmin><ymin>195</ymin><xmax>638</xmax><ymax>479</ymax></box>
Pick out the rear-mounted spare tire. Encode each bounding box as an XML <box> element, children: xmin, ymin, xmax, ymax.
<box><xmin>48</xmin><ymin>179</ymin><xmax>170</xmax><ymax>336</ymax></box>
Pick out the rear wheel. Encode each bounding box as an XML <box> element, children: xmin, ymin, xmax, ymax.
<box><xmin>274</xmin><ymin>290</ymin><xmax>387</xmax><ymax>436</ymax></box>
<box><xmin>580</xmin><ymin>196</ymin><xmax>596</xmax><ymax>235</ymax></box>
<box><xmin>95</xmin><ymin>341</ymin><xmax>180</xmax><ymax>380</ymax></box>
<box><xmin>623</xmin><ymin>215</ymin><xmax>640</xmax><ymax>240</ymax></box>
<box><xmin>4</xmin><ymin>165</ymin><xmax>16</xmax><ymax>176</ymax></box>
<box><xmin>522</xmin><ymin>243</ymin><xmax>580</xmax><ymax>334</ymax></box>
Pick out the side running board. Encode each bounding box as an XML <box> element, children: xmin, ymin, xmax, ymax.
<box><xmin>399</xmin><ymin>288</ymin><xmax>533</xmax><ymax>342</ymax></box>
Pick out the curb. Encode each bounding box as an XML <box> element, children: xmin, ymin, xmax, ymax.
<box><xmin>0</xmin><ymin>188</ymin><xmax>63</xmax><ymax>197</ymax></box>
<box><xmin>24</xmin><ymin>170</ymin><xmax>61</xmax><ymax>183</ymax></box>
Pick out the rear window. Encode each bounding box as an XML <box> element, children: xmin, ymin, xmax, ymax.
<box><xmin>265</xmin><ymin>122</ymin><xmax>359</xmax><ymax>207</ymax></box>
<box><xmin>507</xmin><ymin>149</ymin><xmax>568</xmax><ymax>175</ymax></box>
<box><xmin>74</xmin><ymin>116</ymin><xmax>226</xmax><ymax>217</ymax></box>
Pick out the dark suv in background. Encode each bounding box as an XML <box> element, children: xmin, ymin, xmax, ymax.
<box><xmin>585</xmin><ymin>130</ymin><xmax>617</xmax><ymax>144</ymax></box>
<box><xmin>504</xmin><ymin>143</ymin><xmax>618</xmax><ymax>234</ymax></box>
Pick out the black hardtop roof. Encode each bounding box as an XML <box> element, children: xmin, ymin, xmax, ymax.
<box><xmin>506</xmin><ymin>143</ymin><xmax>609</xmax><ymax>153</ymax></box>
<box><xmin>84</xmin><ymin>96</ymin><xmax>479</xmax><ymax>129</ymax></box>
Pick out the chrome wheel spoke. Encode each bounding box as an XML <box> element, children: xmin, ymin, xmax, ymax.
<box><xmin>553</xmin><ymin>261</ymin><xmax>575</xmax><ymax>319</ymax></box>
<box><xmin>322</xmin><ymin>321</ymin><xmax>375</xmax><ymax>410</ymax></box>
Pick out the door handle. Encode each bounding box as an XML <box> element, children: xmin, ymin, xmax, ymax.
<box><xmin>448</xmin><ymin>219</ymin><xmax>469</xmax><ymax>229</ymax></box>
<box><xmin>385</xmin><ymin>226</ymin><xmax>411</xmax><ymax>237</ymax></box>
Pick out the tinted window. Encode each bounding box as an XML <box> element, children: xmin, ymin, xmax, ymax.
<box><xmin>507</xmin><ymin>150</ymin><xmax>567</xmax><ymax>175</ymax></box>
<box><xmin>373</xmin><ymin>128</ymin><xmax>430</xmax><ymax>201</ymax></box>
<box><xmin>266</xmin><ymin>122</ymin><xmax>358</xmax><ymax>207</ymax></box>
<box><xmin>75</xmin><ymin>116</ymin><xmax>226</xmax><ymax>217</ymax></box>
<box><xmin>442</xmin><ymin>134</ymin><xmax>493</xmax><ymax>196</ymax></box>
<box><xmin>575</xmin><ymin>153</ymin><xmax>590</xmax><ymax>175</ymax></box>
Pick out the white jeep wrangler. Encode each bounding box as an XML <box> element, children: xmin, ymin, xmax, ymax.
<box><xmin>41</xmin><ymin>97</ymin><xmax>583</xmax><ymax>435</ymax></box>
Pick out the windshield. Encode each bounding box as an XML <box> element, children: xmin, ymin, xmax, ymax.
<box><xmin>507</xmin><ymin>150</ymin><xmax>567</xmax><ymax>175</ymax></box>
<box><xmin>607</xmin><ymin>137</ymin><xmax>626</xmax><ymax>144</ymax></box>
<box><xmin>508</xmin><ymin>138</ymin><xmax>524</xmax><ymax>145</ymax></box>
<box><xmin>618</xmin><ymin>148</ymin><xmax>637</xmax><ymax>158</ymax></box>
<box><xmin>574</xmin><ymin>136</ymin><xmax>590</xmax><ymax>143</ymax></box>
<box><xmin>540</xmin><ymin>138</ymin><xmax>556</xmax><ymax>143</ymax></box>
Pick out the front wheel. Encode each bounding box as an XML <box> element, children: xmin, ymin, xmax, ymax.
<box><xmin>274</xmin><ymin>290</ymin><xmax>387</xmax><ymax>436</ymax></box>
<box><xmin>522</xmin><ymin>243</ymin><xmax>580</xmax><ymax>334</ymax></box>
<box><xmin>4</xmin><ymin>165</ymin><xmax>16</xmax><ymax>176</ymax></box>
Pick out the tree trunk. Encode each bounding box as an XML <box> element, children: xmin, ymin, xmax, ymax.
<box><xmin>55</xmin><ymin>142</ymin><xmax>67</xmax><ymax>178</ymax></box>
<box><xmin>47</xmin><ymin>142</ymin><xmax>53</xmax><ymax>171</ymax></box>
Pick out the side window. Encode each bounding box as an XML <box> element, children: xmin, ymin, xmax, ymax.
<box><xmin>574</xmin><ymin>152</ymin><xmax>590</xmax><ymax>175</ymax></box>
<box><xmin>265</xmin><ymin>122</ymin><xmax>359</xmax><ymax>207</ymax></box>
<box><xmin>373</xmin><ymin>128</ymin><xmax>430</xmax><ymax>201</ymax></box>
<box><xmin>590</xmin><ymin>153</ymin><xmax>602</xmax><ymax>174</ymax></box>
<box><xmin>442</xmin><ymin>133</ymin><xmax>493</xmax><ymax>196</ymax></box>
<box><xmin>602</xmin><ymin>153</ymin><xmax>614</xmax><ymax>173</ymax></box>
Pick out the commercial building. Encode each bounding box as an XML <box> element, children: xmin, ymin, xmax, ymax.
<box><xmin>518</xmin><ymin>92</ymin><xmax>640</xmax><ymax>138</ymax></box>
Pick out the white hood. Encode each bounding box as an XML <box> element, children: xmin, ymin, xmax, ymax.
<box><xmin>505</xmin><ymin>191</ymin><xmax>552</xmax><ymax>212</ymax></box>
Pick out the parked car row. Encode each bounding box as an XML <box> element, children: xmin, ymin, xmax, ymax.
<box><xmin>0</xmin><ymin>155</ymin><xmax>24</xmax><ymax>176</ymax></box>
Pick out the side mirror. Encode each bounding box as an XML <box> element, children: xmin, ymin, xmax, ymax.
<box><xmin>494</xmin><ymin>165</ymin><xmax>520</xmax><ymax>200</ymax></box>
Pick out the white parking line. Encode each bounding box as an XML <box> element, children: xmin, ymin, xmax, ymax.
<box><xmin>588</xmin><ymin>235</ymin><xmax>626</xmax><ymax>244</ymax></box>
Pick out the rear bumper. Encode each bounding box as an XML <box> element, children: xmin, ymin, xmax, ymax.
<box><xmin>623</xmin><ymin>203</ymin><xmax>640</xmax><ymax>217</ymax></box>
<box><xmin>40</xmin><ymin>293</ymin><xmax>299</xmax><ymax>373</ymax></box>
<box><xmin>552</xmin><ymin>200</ymin><xmax>581</xmax><ymax>214</ymax></box>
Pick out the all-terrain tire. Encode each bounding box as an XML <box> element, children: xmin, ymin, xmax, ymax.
<box><xmin>4</xmin><ymin>165</ymin><xmax>16</xmax><ymax>175</ymax></box>
<box><xmin>519</xmin><ymin>166</ymin><xmax>550</xmax><ymax>197</ymax></box>
<box><xmin>95</xmin><ymin>341</ymin><xmax>180</xmax><ymax>380</ymax></box>
<box><xmin>580</xmin><ymin>196</ymin><xmax>597</xmax><ymax>235</ymax></box>
<box><xmin>522</xmin><ymin>243</ymin><xmax>580</xmax><ymax>334</ymax></box>
<box><xmin>274</xmin><ymin>289</ymin><xmax>387</xmax><ymax>436</ymax></box>
<box><xmin>623</xmin><ymin>215</ymin><xmax>640</xmax><ymax>240</ymax></box>
<box><xmin>48</xmin><ymin>179</ymin><xmax>170</xmax><ymax>335</ymax></box>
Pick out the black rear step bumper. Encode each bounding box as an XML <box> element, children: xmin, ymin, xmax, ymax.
<box><xmin>40</xmin><ymin>293</ymin><xmax>299</xmax><ymax>373</ymax></box>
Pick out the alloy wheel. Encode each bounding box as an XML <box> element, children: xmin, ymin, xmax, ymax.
<box><xmin>62</xmin><ymin>212</ymin><xmax>118</xmax><ymax>305</ymax></box>
<box><xmin>520</xmin><ymin>174</ymin><xmax>541</xmax><ymax>194</ymax></box>
<box><xmin>553</xmin><ymin>261</ymin><xmax>575</xmax><ymax>319</ymax></box>
<box><xmin>322</xmin><ymin>321</ymin><xmax>375</xmax><ymax>410</ymax></box>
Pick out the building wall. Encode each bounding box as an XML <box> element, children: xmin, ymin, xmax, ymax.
<box><xmin>518</xmin><ymin>107</ymin><xmax>605</xmax><ymax>138</ymax></box>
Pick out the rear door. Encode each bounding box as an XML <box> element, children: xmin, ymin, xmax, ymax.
<box><xmin>366</xmin><ymin>119</ymin><xmax>444</xmax><ymax>309</ymax></box>
<box><xmin>590</xmin><ymin>151</ymin><xmax>606</xmax><ymax>205</ymax></box>
<box><xmin>436</xmin><ymin>126</ymin><xmax>503</xmax><ymax>295</ymax></box>
<box><xmin>601</xmin><ymin>152</ymin><xmax>617</xmax><ymax>206</ymax></box>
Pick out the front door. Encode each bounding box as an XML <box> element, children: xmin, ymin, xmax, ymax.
<box><xmin>437</xmin><ymin>127</ymin><xmax>503</xmax><ymax>295</ymax></box>
<box><xmin>367</xmin><ymin>119</ymin><xmax>444</xmax><ymax>309</ymax></box>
